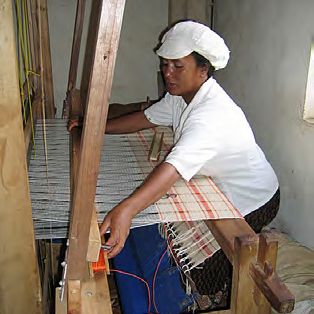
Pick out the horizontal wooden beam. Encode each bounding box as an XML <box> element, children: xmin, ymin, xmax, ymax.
<box><xmin>205</xmin><ymin>218</ymin><xmax>255</xmax><ymax>263</ymax></box>
<box><xmin>231</xmin><ymin>235</ymin><xmax>259</xmax><ymax>314</ymax></box>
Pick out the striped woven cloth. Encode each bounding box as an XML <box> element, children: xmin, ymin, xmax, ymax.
<box><xmin>122</xmin><ymin>124</ymin><xmax>241</xmax><ymax>222</ymax></box>
<box><xmin>29</xmin><ymin>119</ymin><xmax>242</xmax><ymax>265</ymax></box>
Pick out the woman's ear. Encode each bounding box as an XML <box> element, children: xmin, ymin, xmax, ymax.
<box><xmin>201</xmin><ymin>64</ymin><xmax>209</xmax><ymax>79</ymax></box>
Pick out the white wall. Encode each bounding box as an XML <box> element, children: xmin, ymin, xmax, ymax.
<box><xmin>214</xmin><ymin>0</ymin><xmax>314</xmax><ymax>248</ymax></box>
<box><xmin>48</xmin><ymin>0</ymin><xmax>168</xmax><ymax>116</ymax></box>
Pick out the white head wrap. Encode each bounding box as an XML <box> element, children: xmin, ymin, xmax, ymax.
<box><xmin>156</xmin><ymin>21</ymin><xmax>230</xmax><ymax>70</ymax></box>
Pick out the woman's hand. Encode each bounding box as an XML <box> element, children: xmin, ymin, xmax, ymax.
<box><xmin>99</xmin><ymin>203</ymin><xmax>134</xmax><ymax>258</ymax></box>
<box><xmin>67</xmin><ymin>116</ymin><xmax>83</xmax><ymax>132</ymax></box>
<box><xmin>99</xmin><ymin>162</ymin><xmax>181</xmax><ymax>258</ymax></box>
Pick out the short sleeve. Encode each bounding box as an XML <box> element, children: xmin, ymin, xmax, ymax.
<box><xmin>165</xmin><ymin>113</ymin><xmax>218</xmax><ymax>181</ymax></box>
<box><xmin>144</xmin><ymin>93</ymin><xmax>173</xmax><ymax>126</ymax></box>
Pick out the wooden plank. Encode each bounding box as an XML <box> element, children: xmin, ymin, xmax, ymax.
<box><xmin>63</xmin><ymin>0</ymin><xmax>86</xmax><ymax>118</ymax></box>
<box><xmin>250</xmin><ymin>262</ymin><xmax>295</xmax><ymax>313</ymax></box>
<box><xmin>29</xmin><ymin>0</ymin><xmax>41</xmax><ymax>94</ymax></box>
<box><xmin>24</xmin><ymin>94</ymin><xmax>41</xmax><ymax>153</ymax></box>
<box><xmin>250</xmin><ymin>232</ymin><xmax>295</xmax><ymax>313</ymax></box>
<box><xmin>253</xmin><ymin>232</ymin><xmax>278</xmax><ymax>313</ymax></box>
<box><xmin>39</xmin><ymin>0</ymin><xmax>55</xmax><ymax>118</ymax></box>
<box><xmin>68</xmin><ymin>0</ymin><xmax>86</xmax><ymax>92</ymax></box>
<box><xmin>87</xmin><ymin>208</ymin><xmax>101</xmax><ymax>262</ymax></box>
<box><xmin>81</xmin><ymin>273</ymin><xmax>113</xmax><ymax>314</ymax></box>
<box><xmin>205</xmin><ymin>218</ymin><xmax>255</xmax><ymax>263</ymax></box>
<box><xmin>148</xmin><ymin>131</ymin><xmax>164</xmax><ymax>162</ymax></box>
<box><xmin>230</xmin><ymin>236</ymin><xmax>259</xmax><ymax>314</ymax></box>
<box><xmin>26</xmin><ymin>0</ymin><xmax>39</xmax><ymax>92</ymax></box>
<box><xmin>55</xmin><ymin>287</ymin><xmax>67</xmax><ymax>314</ymax></box>
<box><xmin>0</xmin><ymin>2</ymin><xmax>42</xmax><ymax>313</ymax></box>
<box><xmin>68</xmin><ymin>280</ymin><xmax>81</xmax><ymax>314</ymax></box>
<box><xmin>67</xmin><ymin>0</ymin><xmax>126</xmax><ymax>280</ymax></box>
<box><xmin>69</xmin><ymin>89</ymin><xmax>83</xmax><ymax>199</ymax></box>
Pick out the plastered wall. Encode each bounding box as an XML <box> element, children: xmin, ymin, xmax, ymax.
<box><xmin>48</xmin><ymin>0</ymin><xmax>168</xmax><ymax>117</ymax></box>
<box><xmin>214</xmin><ymin>0</ymin><xmax>314</xmax><ymax>248</ymax></box>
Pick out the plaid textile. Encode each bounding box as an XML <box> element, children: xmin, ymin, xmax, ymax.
<box><xmin>162</xmin><ymin>221</ymin><xmax>221</xmax><ymax>272</ymax></box>
<box><xmin>129</xmin><ymin>128</ymin><xmax>242</xmax><ymax>222</ymax></box>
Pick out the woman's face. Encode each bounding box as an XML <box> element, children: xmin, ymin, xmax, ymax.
<box><xmin>161</xmin><ymin>54</ymin><xmax>208</xmax><ymax>104</ymax></box>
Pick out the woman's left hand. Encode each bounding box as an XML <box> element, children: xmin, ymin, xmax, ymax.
<box><xmin>99</xmin><ymin>204</ymin><xmax>134</xmax><ymax>258</ymax></box>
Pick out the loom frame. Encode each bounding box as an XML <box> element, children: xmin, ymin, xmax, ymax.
<box><xmin>0</xmin><ymin>0</ymin><xmax>295</xmax><ymax>313</ymax></box>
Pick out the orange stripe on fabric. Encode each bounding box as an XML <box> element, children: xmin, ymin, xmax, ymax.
<box><xmin>187</xmin><ymin>180</ymin><xmax>215</xmax><ymax>219</ymax></box>
<box><xmin>206</xmin><ymin>177</ymin><xmax>242</xmax><ymax>218</ymax></box>
<box><xmin>191</xmin><ymin>178</ymin><xmax>219</xmax><ymax>219</ymax></box>
<box><xmin>185</xmin><ymin>221</ymin><xmax>215</xmax><ymax>256</ymax></box>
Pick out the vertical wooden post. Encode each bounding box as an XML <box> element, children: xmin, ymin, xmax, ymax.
<box><xmin>66</xmin><ymin>0</ymin><xmax>126</xmax><ymax>280</ymax></box>
<box><xmin>68</xmin><ymin>0</ymin><xmax>86</xmax><ymax>93</ymax></box>
<box><xmin>230</xmin><ymin>235</ymin><xmax>259</xmax><ymax>314</ymax></box>
<box><xmin>0</xmin><ymin>1</ymin><xmax>42</xmax><ymax>313</ymax></box>
<box><xmin>38</xmin><ymin>0</ymin><xmax>55</xmax><ymax>118</ymax></box>
<box><xmin>254</xmin><ymin>232</ymin><xmax>278</xmax><ymax>314</ymax></box>
<box><xmin>63</xmin><ymin>0</ymin><xmax>86</xmax><ymax>118</ymax></box>
<box><xmin>29</xmin><ymin>0</ymin><xmax>41</xmax><ymax>95</ymax></box>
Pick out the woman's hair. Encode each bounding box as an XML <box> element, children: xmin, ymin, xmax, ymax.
<box><xmin>191</xmin><ymin>51</ymin><xmax>215</xmax><ymax>78</ymax></box>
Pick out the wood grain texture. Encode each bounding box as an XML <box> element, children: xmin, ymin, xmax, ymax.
<box><xmin>63</xmin><ymin>0</ymin><xmax>86</xmax><ymax>118</ymax></box>
<box><xmin>86</xmin><ymin>208</ymin><xmax>101</xmax><ymax>262</ymax></box>
<box><xmin>39</xmin><ymin>0</ymin><xmax>55</xmax><ymax>118</ymax></box>
<box><xmin>81</xmin><ymin>273</ymin><xmax>112</xmax><ymax>314</ymax></box>
<box><xmin>230</xmin><ymin>235</ymin><xmax>259</xmax><ymax>314</ymax></box>
<box><xmin>55</xmin><ymin>287</ymin><xmax>67</xmax><ymax>314</ymax></box>
<box><xmin>67</xmin><ymin>0</ymin><xmax>126</xmax><ymax>280</ymax></box>
<box><xmin>0</xmin><ymin>2</ymin><xmax>42</xmax><ymax>313</ymax></box>
<box><xmin>68</xmin><ymin>0</ymin><xmax>86</xmax><ymax>92</ymax></box>
<box><xmin>251</xmin><ymin>232</ymin><xmax>295</xmax><ymax>313</ymax></box>
<box><xmin>254</xmin><ymin>232</ymin><xmax>279</xmax><ymax>313</ymax></box>
<box><xmin>205</xmin><ymin>218</ymin><xmax>255</xmax><ymax>263</ymax></box>
<box><xmin>68</xmin><ymin>280</ymin><xmax>81</xmax><ymax>314</ymax></box>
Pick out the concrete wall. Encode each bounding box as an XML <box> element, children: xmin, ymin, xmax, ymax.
<box><xmin>214</xmin><ymin>0</ymin><xmax>314</xmax><ymax>248</ymax></box>
<box><xmin>48</xmin><ymin>0</ymin><xmax>168</xmax><ymax>117</ymax></box>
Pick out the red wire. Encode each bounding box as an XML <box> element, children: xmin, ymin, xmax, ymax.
<box><xmin>111</xmin><ymin>268</ymin><xmax>152</xmax><ymax>314</ymax></box>
<box><xmin>152</xmin><ymin>249</ymin><xmax>168</xmax><ymax>313</ymax></box>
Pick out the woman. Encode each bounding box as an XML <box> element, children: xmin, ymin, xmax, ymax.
<box><xmin>99</xmin><ymin>20</ymin><xmax>279</xmax><ymax>298</ymax></box>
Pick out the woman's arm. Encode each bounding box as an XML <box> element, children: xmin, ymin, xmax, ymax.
<box><xmin>106</xmin><ymin>110</ymin><xmax>156</xmax><ymax>134</ymax></box>
<box><xmin>68</xmin><ymin>104</ymin><xmax>157</xmax><ymax>133</ymax></box>
<box><xmin>99</xmin><ymin>162</ymin><xmax>181</xmax><ymax>258</ymax></box>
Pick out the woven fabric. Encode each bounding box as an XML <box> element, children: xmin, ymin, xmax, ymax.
<box><xmin>29</xmin><ymin>120</ymin><xmax>241</xmax><ymax>239</ymax></box>
<box><xmin>190</xmin><ymin>189</ymin><xmax>280</xmax><ymax>298</ymax></box>
<box><xmin>131</xmin><ymin>128</ymin><xmax>242</xmax><ymax>222</ymax></box>
<box><xmin>163</xmin><ymin>221</ymin><xmax>221</xmax><ymax>272</ymax></box>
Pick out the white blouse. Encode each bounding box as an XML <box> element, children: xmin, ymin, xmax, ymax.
<box><xmin>144</xmin><ymin>77</ymin><xmax>278</xmax><ymax>216</ymax></box>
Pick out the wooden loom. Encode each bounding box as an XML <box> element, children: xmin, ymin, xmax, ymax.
<box><xmin>1</xmin><ymin>0</ymin><xmax>295</xmax><ymax>313</ymax></box>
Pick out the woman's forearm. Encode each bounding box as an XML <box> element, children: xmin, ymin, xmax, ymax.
<box><xmin>106</xmin><ymin>111</ymin><xmax>156</xmax><ymax>134</ymax></box>
<box><xmin>121</xmin><ymin>162</ymin><xmax>181</xmax><ymax>217</ymax></box>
